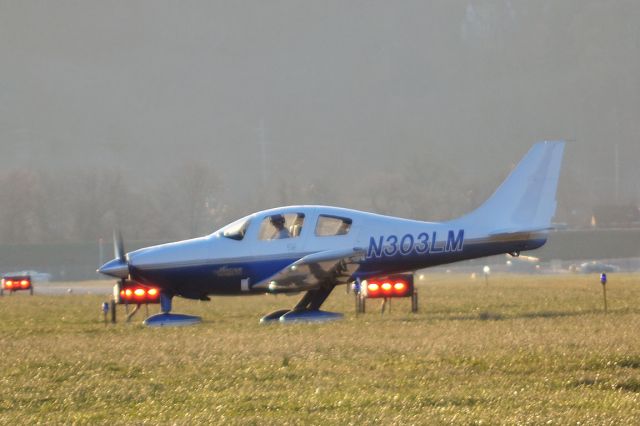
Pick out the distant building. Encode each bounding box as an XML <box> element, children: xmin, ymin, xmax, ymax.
<box><xmin>591</xmin><ymin>204</ymin><xmax>640</xmax><ymax>228</ymax></box>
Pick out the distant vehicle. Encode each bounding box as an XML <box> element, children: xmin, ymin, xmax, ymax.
<box><xmin>570</xmin><ymin>261</ymin><xmax>619</xmax><ymax>274</ymax></box>
<box><xmin>1</xmin><ymin>274</ymin><xmax>34</xmax><ymax>296</ymax></box>
<box><xmin>98</xmin><ymin>141</ymin><xmax>565</xmax><ymax>326</ymax></box>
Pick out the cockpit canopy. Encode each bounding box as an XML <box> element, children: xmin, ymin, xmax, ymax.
<box><xmin>215</xmin><ymin>208</ymin><xmax>354</xmax><ymax>242</ymax></box>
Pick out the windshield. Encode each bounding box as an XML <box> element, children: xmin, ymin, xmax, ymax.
<box><xmin>216</xmin><ymin>217</ymin><xmax>251</xmax><ymax>241</ymax></box>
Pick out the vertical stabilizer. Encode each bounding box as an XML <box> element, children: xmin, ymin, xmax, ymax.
<box><xmin>454</xmin><ymin>141</ymin><xmax>565</xmax><ymax>233</ymax></box>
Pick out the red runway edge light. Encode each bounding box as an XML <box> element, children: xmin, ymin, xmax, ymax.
<box><xmin>115</xmin><ymin>282</ymin><xmax>161</xmax><ymax>304</ymax></box>
<box><xmin>2</xmin><ymin>277</ymin><xmax>31</xmax><ymax>291</ymax></box>
<box><xmin>364</xmin><ymin>275</ymin><xmax>413</xmax><ymax>298</ymax></box>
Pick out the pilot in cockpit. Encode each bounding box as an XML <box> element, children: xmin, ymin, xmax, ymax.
<box><xmin>270</xmin><ymin>214</ymin><xmax>291</xmax><ymax>239</ymax></box>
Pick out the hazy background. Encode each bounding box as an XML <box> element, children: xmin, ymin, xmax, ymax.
<box><xmin>1</xmin><ymin>0</ymin><xmax>639</xmax><ymax>244</ymax></box>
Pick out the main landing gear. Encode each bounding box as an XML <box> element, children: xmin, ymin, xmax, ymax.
<box><xmin>143</xmin><ymin>293</ymin><xmax>202</xmax><ymax>327</ymax></box>
<box><xmin>260</xmin><ymin>284</ymin><xmax>343</xmax><ymax>324</ymax></box>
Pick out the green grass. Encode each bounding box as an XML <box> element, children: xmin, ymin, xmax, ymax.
<box><xmin>1</xmin><ymin>274</ymin><xmax>640</xmax><ymax>424</ymax></box>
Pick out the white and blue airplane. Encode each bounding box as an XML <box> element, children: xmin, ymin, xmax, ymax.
<box><xmin>99</xmin><ymin>141</ymin><xmax>565</xmax><ymax>325</ymax></box>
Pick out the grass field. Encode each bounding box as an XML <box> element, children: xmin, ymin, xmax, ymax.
<box><xmin>1</xmin><ymin>274</ymin><xmax>640</xmax><ymax>424</ymax></box>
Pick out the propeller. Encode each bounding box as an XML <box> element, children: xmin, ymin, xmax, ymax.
<box><xmin>97</xmin><ymin>230</ymin><xmax>130</xmax><ymax>280</ymax></box>
<box><xmin>114</xmin><ymin>229</ymin><xmax>126</xmax><ymax>264</ymax></box>
<box><xmin>113</xmin><ymin>230</ymin><xmax>127</xmax><ymax>293</ymax></box>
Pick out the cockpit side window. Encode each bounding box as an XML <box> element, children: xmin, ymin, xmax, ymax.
<box><xmin>218</xmin><ymin>218</ymin><xmax>251</xmax><ymax>241</ymax></box>
<box><xmin>258</xmin><ymin>213</ymin><xmax>305</xmax><ymax>240</ymax></box>
<box><xmin>315</xmin><ymin>215</ymin><xmax>352</xmax><ymax>237</ymax></box>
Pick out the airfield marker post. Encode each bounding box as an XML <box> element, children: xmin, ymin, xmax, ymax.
<box><xmin>600</xmin><ymin>273</ymin><xmax>608</xmax><ymax>314</ymax></box>
<box><xmin>101</xmin><ymin>302</ymin><xmax>109</xmax><ymax>326</ymax></box>
<box><xmin>483</xmin><ymin>266</ymin><xmax>491</xmax><ymax>286</ymax></box>
<box><xmin>110</xmin><ymin>299</ymin><xmax>117</xmax><ymax>323</ymax></box>
<box><xmin>354</xmin><ymin>279</ymin><xmax>365</xmax><ymax>315</ymax></box>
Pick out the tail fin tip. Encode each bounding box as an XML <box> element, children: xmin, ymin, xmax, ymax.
<box><xmin>458</xmin><ymin>140</ymin><xmax>565</xmax><ymax>232</ymax></box>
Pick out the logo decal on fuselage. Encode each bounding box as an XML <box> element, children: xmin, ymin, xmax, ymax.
<box><xmin>366</xmin><ymin>229</ymin><xmax>465</xmax><ymax>259</ymax></box>
<box><xmin>214</xmin><ymin>266</ymin><xmax>243</xmax><ymax>277</ymax></box>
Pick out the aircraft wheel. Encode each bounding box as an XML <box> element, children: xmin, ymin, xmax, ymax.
<box><xmin>411</xmin><ymin>290</ymin><xmax>418</xmax><ymax>313</ymax></box>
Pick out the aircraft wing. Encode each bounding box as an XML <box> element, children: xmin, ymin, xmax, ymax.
<box><xmin>252</xmin><ymin>247</ymin><xmax>366</xmax><ymax>293</ymax></box>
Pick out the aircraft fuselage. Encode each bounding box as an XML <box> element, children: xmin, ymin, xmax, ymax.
<box><xmin>121</xmin><ymin>206</ymin><xmax>545</xmax><ymax>300</ymax></box>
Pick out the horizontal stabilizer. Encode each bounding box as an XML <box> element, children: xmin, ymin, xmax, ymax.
<box><xmin>488</xmin><ymin>226</ymin><xmax>555</xmax><ymax>236</ymax></box>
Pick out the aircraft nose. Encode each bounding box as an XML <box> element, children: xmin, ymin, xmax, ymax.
<box><xmin>98</xmin><ymin>258</ymin><xmax>129</xmax><ymax>279</ymax></box>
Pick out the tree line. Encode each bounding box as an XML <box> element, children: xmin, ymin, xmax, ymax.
<box><xmin>0</xmin><ymin>155</ymin><xmax>585</xmax><ymax>245</ymax></box>
<box><xmin>0</xmin><ymin>162</ymin><xmax>224</xmax><ymax>244</ymax></box>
